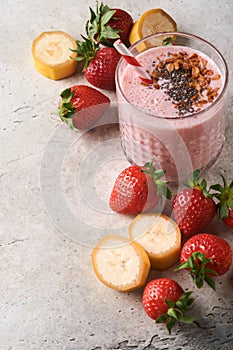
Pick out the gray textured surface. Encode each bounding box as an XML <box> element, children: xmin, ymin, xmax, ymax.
<box><xmin>1</xmin><ymin>0</ymin><xmax>233</xmax><ymax>349</ymax></box>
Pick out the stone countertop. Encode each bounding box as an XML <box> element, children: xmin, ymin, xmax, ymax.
<box><xmin>1</xmin><ymin>0</ymin><xmax>233</xmax><ymax>349</ymax></box>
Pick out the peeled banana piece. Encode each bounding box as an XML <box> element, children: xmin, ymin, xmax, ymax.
<box><xmin>32</xmin><ymin>31</ymin><xmax>78</xmax><ymax>80</ymax></box>
<box><xmin>129</xmin><ymin>213</ymin><xmax>181</xmax><ymax>270</ymax></box>
<box><xmin>92</xmin><ymin>235</ymin><xmax>150</xmax><ymax>292</ymax></box>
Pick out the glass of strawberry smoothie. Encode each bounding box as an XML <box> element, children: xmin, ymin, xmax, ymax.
<box><xmin>116</xmin><ymin>32</ymin><xmax>228</xmax><ymax>182</ymax></box>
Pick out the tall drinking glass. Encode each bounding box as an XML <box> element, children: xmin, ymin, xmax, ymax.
<box><xmin>116</xmin><ymin>32</ymin><xmax>229</xmax><ymax>183</ymax></box>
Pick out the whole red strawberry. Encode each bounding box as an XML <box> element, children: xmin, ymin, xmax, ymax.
<box><xmin>109</xmin><ymin>162</ymin><xmax>171</xmax><ymax>215</ymax></box>
<box><xmin>142</xmin><ymin>278</ymin><xmax>195</xmax><ymax>334</ymax></box>
<box><xmin>172</xmin><ymin>169</ymin><xmax>216</xmax><ymax>237</ymax></box>
<box><xmin>85</xmin><ymin>46</ymin><xmax>120</xmax><ymax>90</ymax></box>
<box><xmin>58</xmin><ymin>85</ymin><xmax>110</xmax><ymax>130</ymax></box>
<box><xmin>175</xmin><ymin>233</ymin><xmax>232</xmax><ymax>290</ymax></box>
<box><xmin>86</xmin><ymin>2</ymin><xmax>133</xmax><ymax>46</ymax></box>
<box><xmin>210</xmin><ymin>175</ymin><xmax>233</xmax><ymax>228</ymax></box>
<box><xmin>73</xmin><ymin>38</ymin><xmax>121</xmax><ymax>90</ymax></box>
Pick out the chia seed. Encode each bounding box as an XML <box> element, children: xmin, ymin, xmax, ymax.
<box><xmin>157</xmin><ymin>66</ymin><xmax>198</xmax><ymax>116</ymax></box>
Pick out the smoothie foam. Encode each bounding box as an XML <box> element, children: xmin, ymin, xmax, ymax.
<box><xmin>117</xmin><ymin>45</ymin><xmax>227</xmax><ymax>181</ymax></box>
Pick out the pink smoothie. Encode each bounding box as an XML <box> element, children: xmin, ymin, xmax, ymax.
<box><xmin>116</xmin><ymin>45</ymin><xmax>227</xmax><ymax>181</ymax></box>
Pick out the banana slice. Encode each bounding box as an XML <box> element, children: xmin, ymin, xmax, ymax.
<box><xmin>129</xmin><ymin>9</ymin><xmax>177</xmax><ymax>51</ymax></box>
<box><xmin>91</xmin><ymin>235</ymin><xmax>150</xmax><ymax>292</ymax></box>
<box><xmin>32</xmin><ymin>31</ymin><xmax>78</xmax><ymax>80</ymax></box>
<box><xmin>128</xmin><ymin>213</ymin><xmax>181</xmax><ymax>270</ymax></box>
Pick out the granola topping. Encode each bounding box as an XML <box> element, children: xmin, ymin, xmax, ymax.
<box><xmin>143</xmin><ymin>50</ymin><xmax>221</xmax><ymax>116</ymax></box>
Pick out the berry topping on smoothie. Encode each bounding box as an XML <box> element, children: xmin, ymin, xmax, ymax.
<box><xmin>120</xmin><ymin>45</ymin><xmax>223</xmax><ymax>118</ymax></box>
<box><xmin>148</xmin><ymin>49</ymin><xmax>221</xmax><ymax>116</ymax></box>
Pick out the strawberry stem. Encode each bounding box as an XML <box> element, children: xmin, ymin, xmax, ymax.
<box><xmin>186</xmin><ymin>169</ymin><xmax>213</xmax><ymax>199</ymax></box>
<box><xmin>85</xmin><ymin>1</ymin><xmax>119</xmax><ymax>47</ymax></box>
<box><xmin>175</xmin><ymin>252</ymin><xmax>218</xmax><ymax>291</ymax></box>
<box><xmin>58</xmin><ymin>88</ymin><xmax>76</xmax><ymax>119</ymax></box>
<box><xmin>156</xmin><ymin>291</ymin><xmax>195</xmax><ymax>334</ymax></box>
<box><xmin>210</xmin><ymin>175</ymin><xmax>233</xmax><ymax>219</ymax></box>
<box><xmin>57</xmin><ymin>88</ymin><xmax>78</xmax><ymax>132</ymax></box>
<box><xmin>142</xmin><ymin>161</ymin><xmax>172</xmax><ymax>200</ymax></box>
<box><xmin>71</xmin><ymin>36</ymin><xmax>100</xmax><ymax>70</ymax></box>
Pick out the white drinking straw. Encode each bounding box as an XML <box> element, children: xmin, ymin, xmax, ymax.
<box><xmin>113</xmin><ymin>39</ymin><xmax>153</xmax><ymax>84</ymax></box>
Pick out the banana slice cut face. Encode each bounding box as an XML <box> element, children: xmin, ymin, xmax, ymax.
<box><xmin>92</xmin><ymin>235</ymin><xmax>150</xmax><ymax>292</ymax></box>
<box><xmin>129</xmin><ymin>213</ymin><xmax>181</xmax><ymax>270</ymax></box>
<box><xmin>32</xmin><ymin>31</ymin><xmax>78</xmax><ymax>80</ymax></box>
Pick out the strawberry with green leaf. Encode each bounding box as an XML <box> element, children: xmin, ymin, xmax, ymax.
<box><xmin>72</xmin><ymin>36</ymin><xmax>121</xmax><ymax>90</ymax></box>
<box><xmin>142</xmin><ymin>278</ymin><xmax>195</xmax><ymax>334</ymax></box>
<box><xmin>172</xmin><ymin>169</ymin><xmax>216</xmax><ymax>237</ymax></box>
<box><xmin>58</xmin><ymin>85</ymin><xmax>110</xmax><ymax>131</ymax></box>
<box><xmin>211</xmin><ymin>175</ymin><xmax>233</xmax><ymax>228</ymax></box>
<box><xmin>86</xmin><ymin>2</ymin><xmax>133</xmax><ymax>47</ymax></box>
<box><xmin>109</xmin><ymin>162</ymin><xmax>171</xmax><ymax>215</ymax></box>
<box><xmin>175</xmin><ymin>233</ymin><xmax>232</xmax><ymax>291</ymax></box>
